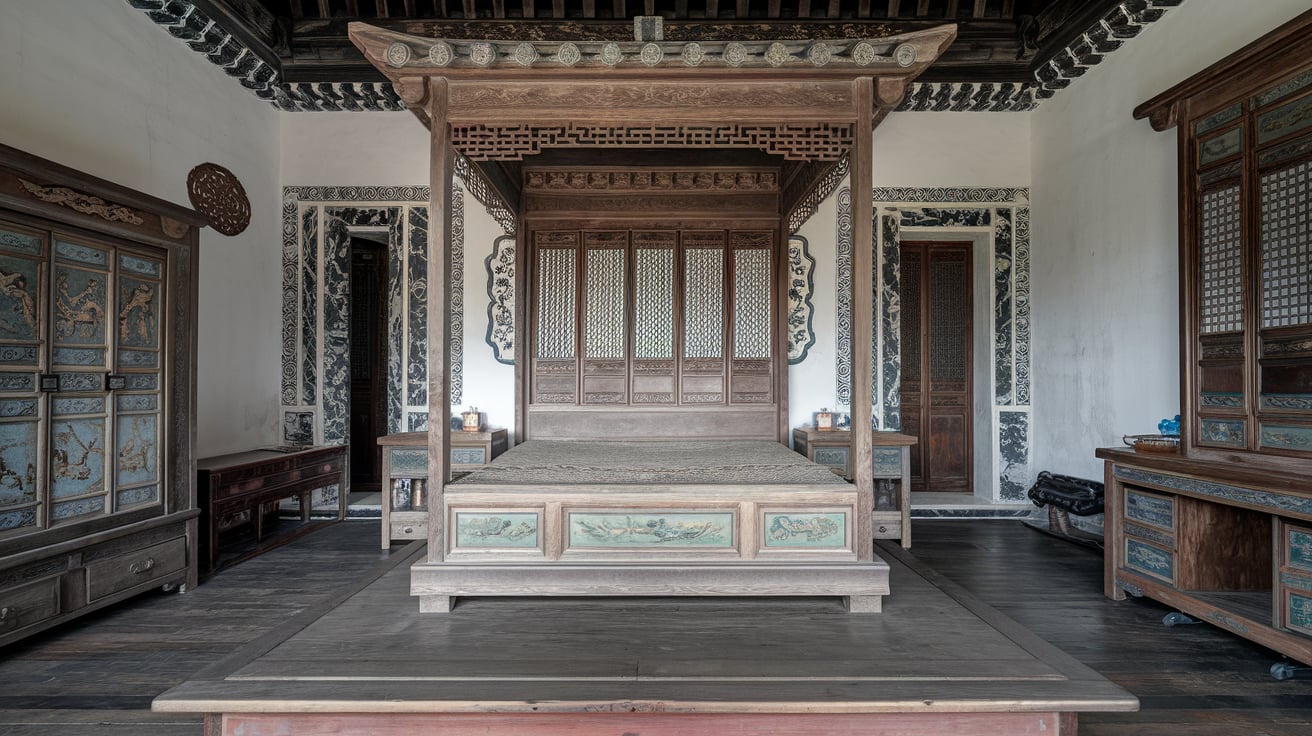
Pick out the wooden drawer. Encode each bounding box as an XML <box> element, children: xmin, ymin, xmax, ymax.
<box><xmin>1124</xmin><ymin>536</ymin><xmax>1175</xmax><ymax>585</ymax></box>
<box><xmin>86</xmin><ymin>537</ymin><xmax>186</xmax><ymax>601</ymax></box>
<box><xmin>1124</xmin><ymin>487</ymin><xmax>1175</xmax><ymax>532</ymax></box>
<box><xmin>0</xmin><ymin>576</ymin><xmax>61</xmax><ymax>637</ymax></box>
<box><xmin>390</xmin><ymin>520</ymin><xmax>426</xmax><ymax>540</ymax></box>
<box><xmin>810</xmin><ymin>445</ymin><xmax>850</xmax><ymax>478</ymax></box>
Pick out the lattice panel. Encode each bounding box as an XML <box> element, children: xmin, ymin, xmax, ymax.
<box><xmin>634</xmin><ymin>248</ymin><xmax>675</xmax><ymax>360</ymax></box>
<box><xmin>451</xmin><ymin>123</ymin><xmax>853</xmax><ymax>162</ymax></box>
<box><xmin>733</xmin><ymin>248</ymin><xmax>772</xmax><ymax>359</ymax></box>
<box><xmin>929</xmin><ymin>256</ymin><xmax>970</xmax><ymax>382</ymax></box>
<box><xmin>1261</xmin><ymin>161</ymin><xmax>1312</xmax><ymax>328</ymax></box>
<box><xmin>584</xmin><ymin>248</ymin><xmax>627</xmax><ymax>359</ymax></box>
<box><xmin>1200</xmin><ymin>186</ymin><xmax>1244</xmax><ymax>334</ymax></box>
<box><xmin>684</xmin><ymin>248</ymin><xmax>725</xmax><ymax>359</ymax></box>
<box><xmin>536</xmin><ymin>248</ymin><xmax>576</xmax><ymax>359</ymax></box>
<box><xmin>902</xmin><ymin>250</ymin><xmax>922</xmax><ymax>382</ymax></box>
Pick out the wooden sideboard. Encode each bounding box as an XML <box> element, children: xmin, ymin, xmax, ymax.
<box><xmin>196</xmin><ymin>446</ymin><xmax>348</xmax><ymax>573</ymax></box>
<box><xmin>1098</xmin><ymin>447</ymin><xmax>1312</xmax><ymax>665</ymax></box>
<box><xmin>379</xmin><ymin>428</ymin><xmax>509</xmax><ymax>548</ymax></box>
<box><xmin>793</xmin><ymin>427</ymin><xmax>916</xmax><ymax>548</ymax></box>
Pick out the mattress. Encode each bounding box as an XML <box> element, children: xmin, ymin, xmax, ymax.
<box><xmin>452</xmin><ymin>440</ymin><xmax>846</xmax><ymax>486</ymax></box>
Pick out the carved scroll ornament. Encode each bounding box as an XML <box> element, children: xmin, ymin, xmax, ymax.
<box><xmin>18</xmin><ymin>179</ymin><xmax>144</xmax><ymax>225</ymax></box>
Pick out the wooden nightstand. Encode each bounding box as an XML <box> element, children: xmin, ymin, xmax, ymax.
<box><xmin>793</xmin><ymin>427</ymin><xmax>917</xmax><ymax>548</ymax></box>
<box><xmin>378</xmin><ymin>428</ymin><xmax>509</xmax><ymax>548</ymax></box>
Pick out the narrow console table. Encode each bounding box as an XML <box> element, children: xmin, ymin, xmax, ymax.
<box><xmin>793</xmin><ymin>427</ymin><xmax>916</xmax><ymax>547</ymax></box>
<box><xmin>379</xmin><ymin>428</ymin><xmax>509</xmax><ymax>548</ymax></box>
<box><xmin>196</xmin><ymin>446</ymin><xmax>348</xmax><ymax>573</ymax></box>
<box><xmin>1097</xmin><ymin>447</ymin><xmax>1312</xmax><ymax>666</ymax></box>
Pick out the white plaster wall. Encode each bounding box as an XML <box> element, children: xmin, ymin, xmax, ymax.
<box><xmin>1030</xmin><ymin>0</ymin><xmax>1311</xmax><ymax>481</ymax></box>
<box><xmin>873</xmin><ymin>112</ymin><xmax>1031</xmax><ymax>187</ymax></box>
<box><xmin>280</xmin><ymin>113</ymin><xmax>516</xmax><ymax>434</ymax></box>
<box><xmin>790</xmin><ymin>192</ymin><xmax>840</xmax><ymax>432</ymax></box>
<box><xmin>0</xmin><ymin>0</ymin><xmax>281</xmax><ymax>457</ymax></box>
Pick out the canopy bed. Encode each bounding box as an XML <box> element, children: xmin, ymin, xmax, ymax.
<box><xmin>346</xmin><ymin>19</ymin><xmax>956</xmax><ymax>613</ymax></box>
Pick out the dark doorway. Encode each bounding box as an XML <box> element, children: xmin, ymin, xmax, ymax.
<box><xmin>349</xmin><ymin>237</ymin><xmax>388</xmax><ymax>492</ymax></box>
<box><xmin>900</xmin><ymin>241</ymin><xmax>973</xmax><ymax>493</ymax></box>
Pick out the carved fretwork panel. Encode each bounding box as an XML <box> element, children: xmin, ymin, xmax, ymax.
<box><xmin>632</xmin><ymin>234</ymin><xmax>677</xmax><ymax>406</ymax></box>
<box><xmin>582</xmin><ymin>233</ymin><xmax>628</xmax><ymax>405</ymax></box>
<box><xmin>452</xmin><ymin>123</ymin><xmax>854</xmax><ymax>162</ymax></box>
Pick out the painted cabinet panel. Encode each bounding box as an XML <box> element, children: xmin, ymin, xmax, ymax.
<box><xmin>569</xmin><ymin>511</ymin><xmax>734</xmax><ymax>548</ymax></box>
<box><xmin>0</xmin><ymin>221</ymin><xmax>169</xmax><ymax>537</ymax></box>
<box><xmin>1125</xmin><ymin>538</ymin><xmax>1175</xmax><ymax>584</ymax></box>
<box><xmin>763</xmin><ymin>511</ymin><xmax>847</xmax><ymax>548</ymax></box>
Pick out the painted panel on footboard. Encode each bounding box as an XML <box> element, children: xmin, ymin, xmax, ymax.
<box><xmin>569</xmin><ymin>512</ymin><xmax>734</xmax><ymax>548</ymax></box>
<box><xmin>455</xmin><ymin>512</ymin><xmax>540</xmax><ymax>548</ymax></box>
<box><xmin>762</xmin><ymin>511</ymin><xmax>848</xmax><ymax>548</ymax></box>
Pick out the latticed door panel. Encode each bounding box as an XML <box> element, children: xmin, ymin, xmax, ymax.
<box><xmin>528</xmin><ymin>226</ymin><xmax>776</xmax><ymax>408</ymax></box>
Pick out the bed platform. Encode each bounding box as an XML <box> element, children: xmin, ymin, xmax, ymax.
<box><xmin>154</xmin><ymin>541</ymin><xmax>1138</xmax><ymax>735</ymax></box>
<box><xmin>418</xmin><ymin>439</ymin><xmax>888</xmax><ymax>612</ymax></box>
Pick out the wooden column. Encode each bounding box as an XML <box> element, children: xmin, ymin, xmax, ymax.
<box><xmin>426</xmin><ymin>77</ymin><xmax>454</xmax><ymax>569</ymax></box>
<box><xmin>850</xmin><ymin>77</ymin><xmax>875</xmax><ymax>562</ymax></box>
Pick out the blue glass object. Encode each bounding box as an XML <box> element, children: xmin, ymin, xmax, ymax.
<box><xmin>1158</xmin><ymin>414</ymin><xmax>1181</xmax><ymax>437</ymax></box>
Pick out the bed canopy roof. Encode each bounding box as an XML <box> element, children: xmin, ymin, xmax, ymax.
<box><xmin>348</xmin><ymin>20</ymin><xmax>956</xmax><ymax>228</ymax></box>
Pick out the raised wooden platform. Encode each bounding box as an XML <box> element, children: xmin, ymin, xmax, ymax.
<box><xmin>153</xmin><ymin>538</ymin><xmax>1137</xmax><ymax>734</ymax></box>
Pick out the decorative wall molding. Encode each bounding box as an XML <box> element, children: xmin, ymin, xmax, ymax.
<box><xmin>836</xmin><ymin>186</ymin><xmax>1032</xmax><ymax>501</ymax></box>
<box><xmin>280</xmin><ymin>185</ymin><xmax>465</xmax><ymax>446</ymax></box>
<box><xmin>896</xmin><ymin>83</ymin><xmax>1038</xmax><ymax>112</ymax></box>
<box><xmin>787</xmin><ymin>236</ymin><xmax>816</xmax><ymax>365</ymax></box>
<box><xmin>18</xmin><ymin>179</ymin><xmax>144</xmax><ymax>225</ymax></box>
<box><xmin>484</xmin><ymin>235</ymin><xmax>515</xmax><ymax>365</ymax></box>
<box><xmin>130</xmin><ymin>0</ymin><xmax>1181</xmax><ymax>113</ymax></box>
<box><xmin>1034</xmin><ymin>0</ymin><xmax>1184</xmax><ymax>99</ymax></box>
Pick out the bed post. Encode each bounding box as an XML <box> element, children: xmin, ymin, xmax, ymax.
<box><xmin>850</xmin><ymin>77</ymin><xmax>876</xmax><ymax>565</ymax></box>
<box><xmin>423</xmin><ymin>77</ymin><xmax>454</xmax><ymax>607</ymax></box>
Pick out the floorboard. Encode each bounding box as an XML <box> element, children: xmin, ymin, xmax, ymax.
<box><xmin>1</xmin><ymin>519</ymin><xmax>1310</xmax><ymax>734</ymax></box>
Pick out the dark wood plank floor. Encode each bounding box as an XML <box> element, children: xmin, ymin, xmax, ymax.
<box><xmin>2</xmin><ymin>519</ymin><xmax>1310</xmax><ymax>734</ymax></box>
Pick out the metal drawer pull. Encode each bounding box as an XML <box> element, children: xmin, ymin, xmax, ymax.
<box><xmin>130</xmin><ymin>557</ymin><xmax>156</xmax><ymax>574</ymax></box>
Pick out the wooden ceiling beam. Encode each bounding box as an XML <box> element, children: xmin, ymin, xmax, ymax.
<box><xmin>553</xmin><ymin>0</ymin><xmax>565</xmax><ymax>17</ymax></box>
<box><xmin>493</xmin><ymin>0</ymin><xmax>506</xmax><ymax>17</ymax></box>
<box><xmin>886</xmin><ymin>0</ymin><xmax>900</xmax><ymax>17</ymax></box>
<box><xmin>972</xmin><ymin>0</ymin><xmax>987</xmax><ymax>18</ymax></box>
<box><xmin>706</xmin><ymin>0</ymin><xmax>718</xmax><ymax>18</ymax></box>
<box><xmin>317</xmin><ymin>0</ymin><xmax>332</xmax><ymax>19</ymax></box>
<box><xmin>290</xmin><ymin>0</ymin><xmax>304</xmax><ymax>19</ymax></box>
<box><xmin>800</xmin><ymin>0</ymin><xmax>813</xmax><ymax>18</ymax></box>
<box><xmin>675</xmin><ymin>0</ymin><xmax>687</xmax><ymax>20</ymax></box>
<box><xmin>916</xmin><ymin>0</ymin><xmax>930</xmax><ymax>16</ymax></box>
<box><xmin>463</xmin><ymin>0</ymin><xmax>477</xmax><ymax>18</ymax></box>
<box><xmin>945</xmin><ymin>0</ymin><xmax>958</xmax><ymax>18</ymax></box>
<box><xmin>767</xmin><ymin>0</ymin><xmax>779</xmax><ymax>18</ymax></box>
<box><xmin>856</xmin><ymin>0</ymin><xmax>868</xmax><ymax>18</ymax></box>
<box><xmin>645</xmin><ymin>0</ymin><xmax>655</xmax><ymax>15</ymax></box>
<box><xmin>525</xmin><ymin>0</ymin><xmax>536</xmax><ymax>17</ymax></box>
<box><xmin>614</xmin><ymin>0</ymin><xmax>625</xmax><ymax>19</ymax></box>
<box><xmin>736</xmin><ymin>0</ymin><xmax>749</xmax><ymax>19</ymax></box>
<box><xmin>1002</xmin><ymin>0</ymin><xmax>1014</xmax><ymax>18</ymax></box>
<box><xmin>432</xmin><ymin>0</ymin><xmax>445</xmax><ymax>17</ymax></box>
<box><xmin>583</xmin><ymin>0</ymin><xmax>595</xmax><ymax>17</ymax></box>
<box><xmin>828</xmin><ymin>0</ymin><xmax>839</xmax><ymax>18</ymax></box>
<box><xmin>345</xmin><ymin>0</ymin><xmax>360</xmax><ymax>16</ymax></box>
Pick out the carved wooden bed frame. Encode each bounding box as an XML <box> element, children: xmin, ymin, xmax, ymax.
<box><xmin>348</xmin><ymin>21</ymin><xmax>955</xmax><ymax>612</ymax></box>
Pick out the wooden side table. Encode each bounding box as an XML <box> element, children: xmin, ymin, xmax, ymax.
<box><xmin>196</xmin><ymin>445</ymin><xmax>348</xmax><ymax>572</ymax></box>
<box><xmin>378</xmin><ymin>428</ymin><xmax>510</xmax><ymax>548</ymax></box>
<box><xmin>793</xmin><ymin>427</ymin><xmax>917</xmax><ymax>548</ymax></box>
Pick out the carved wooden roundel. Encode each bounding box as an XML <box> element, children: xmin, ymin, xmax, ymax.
<box><xmin>187</xmin><ymin>163</ymin><xmax>251</xmax><ymax>236</ymax></box>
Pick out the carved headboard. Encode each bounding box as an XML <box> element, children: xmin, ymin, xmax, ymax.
<box><xmin>520</xmin><ymin>164</ymin><xmax>787</xmax><ymax>443</ymax></box>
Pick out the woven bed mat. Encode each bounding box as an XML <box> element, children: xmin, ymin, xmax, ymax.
<box><xmin>453</xmin><ymin>440</ymin><xmax>847</xmax><ymax>486</ymax></box>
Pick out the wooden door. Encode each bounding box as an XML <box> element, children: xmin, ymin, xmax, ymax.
<box><xmin>348</xmin><ymin>240</ymin><xmax>388</xmax><ymax>491</ymax></box>
<box><xmin>900</xmin><ymin>242</ymin><xmax>973</xmax><ymax>493</ymax></box>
